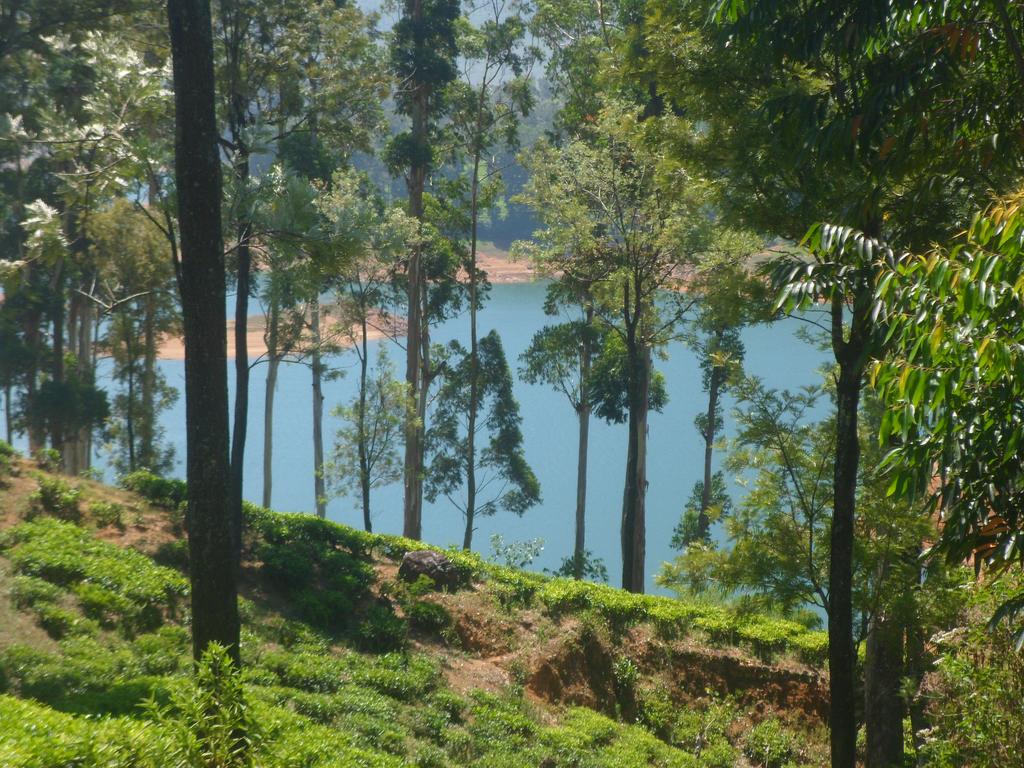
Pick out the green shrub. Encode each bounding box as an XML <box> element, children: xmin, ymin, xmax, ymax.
<box><xmin>260</xmin><ymin>541</ymin><xmax>316</xmax><ymax>590</ymax></box>
<box><xmin>34</xmin><ymin>602</ymin><xmax>98</xmax><ymax>639</ymax></box>
<box><xmin>88</xmin><ymin>500</ymin><xmax>125</xmax><ymax>529</ymax></box>
<box><xmin>33</xmin><ymin>448</ymin><xmax>61</xmax><ymax>472</ymax></box>
<box><xmin>120</xmin><ymin>469</ymin><xmax>187</xmax><ymax>509</ymax></box>
<box><xmin>28</xmin><ymin>474</ymin><xmax>82</xmax><ymax>521</ymax></box>
<box><xmin>149</xmin><ymin>643</ymin><xmax>257</xmax><ymax>768</ymax></box>
<box><xmin>9</xmin><ymin>574</ymin><xmax>63</xmax><ymax>608</ymax></box>
<box><xmin>0</xmin><ymin>439</ymin><xmax>16</xmax><ymax>482</ymax></box>
<box><xmin>294</xmin><ymin>588</ymin><xmax>354</xmax><ymax>631</ymax></box>
<box><xmin>743</xmin><ymin>719</ymin><xmax>798</xmax><ymax>768</ymax></box>
<box><xmin>408</xmin><ymin>600</ymin><xmax>451</xmax><ymax>634</ymax></box>
<box><xmin>131</xmin><ymin>626</ymin><xmax>190</xmax><ymax>675</ymax></box>
<box><xmin>355</xmin><ymin>604</ymin><xmax>408</xmax><ymax>652</ymax></box>
<box><xmin>0</xmin><ymin>518</ymin><xmax>187</xmax><ymax>634</ymax></box>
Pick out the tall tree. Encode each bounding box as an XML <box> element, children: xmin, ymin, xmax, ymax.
<box><xmin>426</xmin><ymin>329</ymin><xmax>540</xmax><ymax>550</ymax></box>
<box><xmin>386</xmin><ymin>0</ymin><xmax>459</xmax><ymax>540</ymax></box>
<box><xmin>517</xmin><ymin>104</ymin><xmax>703</xmax><ymax>592</ymax></box>
<box><xmin>519</xmin><ymin>280</ymin><xmax>603</xmax><ymax>579</ymax></box>
<box><xmin>318</xmin><ymin>169</ymin><xmax>414</xmax><ymax>530</ymax></box>
<box><xmin>167</xmin><ymin>0</ymin><xmax>239</xmax><ymax>663</ymax></box>
<box><xmin>445</xmin><ymin>0</ymin><xmax>536</xmax><ymax>544</ymax></box>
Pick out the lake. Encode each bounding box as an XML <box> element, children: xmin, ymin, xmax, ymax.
<box><xmin>1</xmin><ymin>281</ymin><xmax>831</xmax><ymax>592</ymax></box>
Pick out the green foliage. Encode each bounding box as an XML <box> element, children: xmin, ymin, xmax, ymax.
<box><xmin>0</xmin><ymin>518</ymin><xmax>187</xmax><ymax>635</ymax></box>
<box><xmin>407</xmin><ymin>600</ymin><xmax>452</xmax><ymax>634</ymax></box>
<box><xmin>426</xmin><ymin>331</ymin><xmax>541</xmax><ymax>529</ymax></box>
<box><xmin>120</xmin><ymin>470</ymin><xmax>187</xmax><ymax>510</ymax></box>
<box><xmin>150</xmin><ymin>643</ymin><xmax>256</xmax><ymax>768</ymax></box>
<box><xmin>33</xmin><ymin>448</ymin><xmax>62</xmax><ymax>472</ymax></box>
<box><xmin>875</xmin><ymin>193</ymin><xmax>1024</xmax><ymax>648</ymax></box>
<box><xmin>28</xmin><ymin>474</ymin><xmax>82</xmax><ymax>521</ymax></box>
<box><xmin>88</xmin><ymin>500</ymin><xmax>125</xmax><ymax>529</ymax></box>
<box><xmin>356</xmin><ymin>605</ymin><xmax>409</xmax><ymax>652</ymax></box>
<box><xmin>551</xmin><ymin>549</ymin><xmax>609</xmax><ymax>583</ymax></box>
<box><xmin>0</xmin><ymin>439</ymin><xmax>15</xmax><ymax>481</ymax></box>
<box><xmin>915</xmin><ymin>577</ymin><xmax>1024</xmax><ymax>767</ymax></box>
<box><xmin>743</xmin><ymin>719</ymin><xmax>799</xmax><ymax>768</ymax></box>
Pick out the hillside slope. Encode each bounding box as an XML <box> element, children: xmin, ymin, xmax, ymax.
<box><xmin>0</xmin><ymin>453</ymin><xmax>832</xmax><ymax>767</ymax></box>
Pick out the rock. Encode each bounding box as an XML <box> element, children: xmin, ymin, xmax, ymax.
<box><xmin>398</xmin><ymin>550</ymin><xmax>463</xmax><ymax>592</ymax></box>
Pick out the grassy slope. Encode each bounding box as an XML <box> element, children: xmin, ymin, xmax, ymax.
<box><xmin>0</xmin><ymin>454</ymin><xmax>831</xmax><ymax>768</ymax></box>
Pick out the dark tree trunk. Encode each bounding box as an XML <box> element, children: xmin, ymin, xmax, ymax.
<box><xmin>402</xmin><ymin>0</ymin><xmax>428</xmax><ymax>541</ymax></box>
<box><xmin>126</xmin><ymin>323</ymin><xmax>137</xmax><ymax>471</ymax></box>
<box><xmin>358</xmin><ymin>313</ymin><xmax>372</xmax><ymax>532</ymax></box>
<box><xmin>905</xmin><ymin>618</ymin><xmax>929</xmax><ymax>765</ymax></box>
<box><xmin>864</xmin><ymin>608</ymin><xmax>905</xmax><ymax>768</ymax></box>
<box><xmin>829</xmin><ymin>293</ymin><xmax>867</xmax><ymax>768</ymax></box>
<box><xmin>311</xmin><ymin>298</ymin><xmax>326</xmax><ymax>518</ymax></box>
<box><xmin>167</xmin><ymin>0</ymin><xmax>240</xmax><ymax>665</ymax></box>
<box><xmin>621</xmin><ymin>326</ymin><xmax>649</xmax><ymax>594</ymax></box>
<box><xmin>464</xmin><ymin>148</ymin><xmax>482</xmax><ymax>552</ymax></box>
<box><xmin>3</xmin><ymin>383</ymin><xmax>11</xmax><ymax>446</ymax></box>
<box><xmin>574</xmin><ymin>304</ymin><xmax>593</xmax><ymax>578</ymax></box>
<box><xmin>229</xmin><ymin>162</ymin><xmax>251</xmax><ymax>560</ymax></box>
<box><xmin>262</xmin><ymin>298</ymin><xmax>279</xmax><ymax>509</ymax></box>
<box><xmin>697</xmin><ymin>359</ymin><xmax>723</xmax><ymax>542</ymax></box>
<box><xmin>140</xmin><ymin>294</ymin><xmax>157</xmax><ymax>468</ymax></box>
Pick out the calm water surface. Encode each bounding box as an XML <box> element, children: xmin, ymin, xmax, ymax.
<box><xmin>3</xmin><ymin>281</ymin><xmax>830</xmax><ymax>592</ymax></box>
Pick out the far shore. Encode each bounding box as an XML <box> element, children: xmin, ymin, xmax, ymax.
<box><xmin>158</xmin><ymin>248</ymin><xmax>539</xmax><ymax>361</ymax></box>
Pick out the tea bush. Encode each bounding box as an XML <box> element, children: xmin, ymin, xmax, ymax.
<box><xmin>88</xmin><ymin>500</ymin><xmax>125</xmax><ymax>529</ymax></box>
<box><xmin>743</xmin><ymin>718</ymin><xmax>799</xmax><ymax>768</ymax></box>
<box><xmin>28</xmin><ymin>474</ymin><xmax>82</xmax><ymax>521</ymax></box>
<box><xmin>0</xmin><ymin>518</ymin><xmax>187</xmax><ymax>633</ymax></box>
<box><xmin>120</xmin><ymin>470</ymin><xmax>186</xmax><ymax>509</ymax></box>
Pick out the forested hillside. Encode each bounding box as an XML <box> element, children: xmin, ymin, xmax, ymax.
<box><xmin>3</xmin><ymin>450</ymin><xmax>1020</xmax><ymax>767</ymax></box>
<box><xmin>2</xmin><ymin>0</ymin><xmax>1024</xmax><ymax>765</ymax></box>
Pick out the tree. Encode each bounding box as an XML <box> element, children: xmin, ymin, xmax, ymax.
<box><xmin>328</xmin><ymin>348</ymin><xmax>410</xmax><ymax>532</ymax></box>
<box><xmin>167</xmin><ymin>0</ymin><xmax>239</xmax><ymax>664</ymax></box>
<box><xmin>517</xmin><ymin>104</ymin><xmax>702</xmax><ymax>592</ymax></box>
<box><xmin>875</xmin><ymin>191</ymin><xmax>1024</xmax><ymax>652</ymax></box>
<box><xmin>641</xmin><ymin>1</ymin><xmax>1024</xmax><ymax>760</ymax></box>
<box><xmin>445</xmin><ymin>0</ymin><xmax>536</xmax><ymax>555</ymax></box>
<box><xmin>519</xmin><ymin>281</ymin><xmax>604</xmax><ymax>579</ymax></box>
<box><xmin>426</xmin><ymin>330</ymin><xmax>540</xmax><ymax>550</ymax></box>
<box><xmin>386</xmin><ymin>0</ymin><xmax>460</xmax><ymax>540</ymax></box>
<box><xmin>87</xmin><ymin>199</ymin><xmax>179</xmax><ymax>475</ymax></box>
<box><xmin>317</xmin><ymin>168</ymin><xmax>415</xmax><ymax>531</ymax></box>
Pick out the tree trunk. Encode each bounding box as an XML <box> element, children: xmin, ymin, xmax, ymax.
<box><xmin>829</xmin><ymin>293</ymin><xmax>867</xmax><ymax>768</ymax></box>
<box><xmin>262</xmin><ymin>297</ymin><xmax>279</xmax><ymax>509</ymax></box>
<box><xmin>621</xmin><ymin>334</ymin><xmax>650</xmax><ymax>594</ymax></box>
<box><xmin>864</xmin><ymin>608</ymin><xmax>905</xmax><ymax>768</ymax></box>
<box><xmin>140</xmin><ymin>294</ymin><xmax>157</xmax><ymax>468</ymax></box>
<box><xmin>402</xmin><ymin>0</ymin><xmax>427</xmax><ymax>541</ymax></box>
<box><xmin>464</xmin><ymin>148</ymin><xmax>483</xmax><ymax>552</ymax></box>
<box><xmin>574</xmin><ymin>304</ymin><xmax>593</xmax><ymax>578</ymax></box>
<box><xmin>168</xmin><ymin>0</ymin><xmax>240</xmax><ymax>665</ymax></box>
<box><xmin>3</xmin><ymin>383</ymin><xmax>11</xmax><ymax>446</ymax></box>
<box><xmin>126</xmin><ymin>322</ymin><xmax>137</xmax><ymax>472</ymax></box>
<box><xmin>358</xmin><ymin>313</ymin><xmax>372</xmax><ymax>532</ymax></box>
<box><xmin>229</xmin><ymin>160</ymin><xmax>251</xmax><ymax>559</ymax></box>
<box><xmin>311</xmin><ymin>298</ymin><xmax>327</xmax><ymax>518</ymax></box>
<box><xmin>697</xmin><ymin>363</ymin><xmax>723</xmax><ymax>542</ymax></box>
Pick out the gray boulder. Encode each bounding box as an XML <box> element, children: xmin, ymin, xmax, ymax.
<box><xmin>398</xmin><ymin>550</ymin><xmax>463</xmax><ymax>592</ymax></box>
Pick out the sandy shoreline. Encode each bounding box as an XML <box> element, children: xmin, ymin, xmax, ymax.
<box><xmin>158</xmin><ymin>249</ymin><xmax>539</xmax><ymax>361</ymax></box>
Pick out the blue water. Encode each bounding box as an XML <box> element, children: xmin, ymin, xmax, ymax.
<box><xmin>1</xmin><ymin>282</ymin><xmax>830</xmax><ymax>592</ymax></box>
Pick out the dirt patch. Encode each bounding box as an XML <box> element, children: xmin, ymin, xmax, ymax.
<box><xmin>524</xmin><ymin>623</ymin><xmax>829</xmax><ymax>723</ymax></box>
<box><xmin>527</xmin><ymin>626</ymin><xmax>620</xmax><ymax>716</ymax></box>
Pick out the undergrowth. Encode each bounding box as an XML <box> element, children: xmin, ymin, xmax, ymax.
<box><xmin>0</xmin><ymin>468</ymin><xmax>829</xmax><ymax>767</ymax></box>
